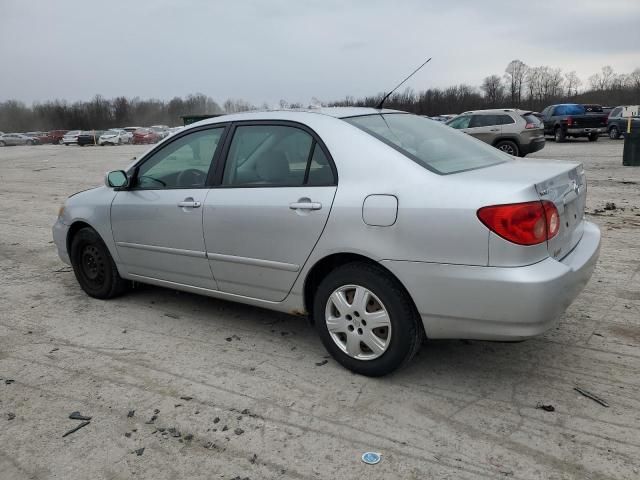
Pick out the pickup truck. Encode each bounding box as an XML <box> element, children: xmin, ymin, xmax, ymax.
<box><xmin>541</xmin><ymin>104</ymin><xmax>608</xmax><ymax>142</ymax></box>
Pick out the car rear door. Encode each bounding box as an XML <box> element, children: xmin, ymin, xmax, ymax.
<box><xmin>111</xmin><ymin>125</ymin><xmax>227</xmax><ymax>289</ymax></box>
<box><xmin>465</xmin><ymin>115</ymin><xmax>500</xmax><ymax>143</ymax></box>
<box><xmin>203</xmin><ymin>122</ymin><xmax>337</xmax><ymax>302</ymax></box>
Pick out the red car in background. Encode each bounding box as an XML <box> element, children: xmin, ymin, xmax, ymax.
<box><xmin>132</xmin><ymin>128</ymin><xmax>162</xmax><ymax>144</ymax></box>
<box><xmin>48</xmin><ymin>130</ymin><xmax>69</xmax><ymax>144</ymax></box>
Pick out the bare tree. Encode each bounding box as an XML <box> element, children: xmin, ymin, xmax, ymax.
<box><xmin>480</xmin><ymin>75</ymin><xmax>505</xmax><ymax>106</ymax></box>
<box><xmin>589</xmin><ymin>65</ymin><xmax>616</xmax><ymax>90</ymax></box>
<box><xmin>504</xmin><ymin>59</ymin><xmax>527</xmax><ymax>106</ymax></box>
<box><xmin>564</xmin><ymin>71</ymin><xmax>582</xmax><ymax>97</ymax></box>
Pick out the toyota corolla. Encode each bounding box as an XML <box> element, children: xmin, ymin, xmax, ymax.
<box><xmin>52</xmin><ymin>108</ymin><xmax>600</xmax><ymax>376</ymax></box>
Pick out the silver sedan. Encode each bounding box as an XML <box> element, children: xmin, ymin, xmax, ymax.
<box><xmin>52</xmin><ymin>108</ymin><xmax>600</xmax><ymax>376</ymax></box>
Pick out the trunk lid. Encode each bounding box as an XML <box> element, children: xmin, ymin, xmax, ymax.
<box><xmin>535</xmin><ymin>163</ymin><xmax>586</xmax><ymax>260</ymax></box>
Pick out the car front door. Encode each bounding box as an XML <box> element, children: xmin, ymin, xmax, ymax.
<box><xmin>111</xmin><ymin>125</ymin><xmax>226</xmax><ymax>289</ymax></box>
<box><xmin>203</xmin><ymin>122</ymin><xmax>337</xmax><ymax>301</ymax></box>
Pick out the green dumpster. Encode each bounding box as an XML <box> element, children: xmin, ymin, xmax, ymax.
<box><xmin>623</xmin><ymin>125</ymin><xmax>640</xmax><ymax>166</ymax></box>
<box><xmin>181</xmin><ymin>114</ymin><xmax>222</xmax><ymax>126</ymax></box>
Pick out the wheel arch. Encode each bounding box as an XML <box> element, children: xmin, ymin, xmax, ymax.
<box><xmin>302</xmin><ymin>252</ymin><xmax>421</xmax><ymax>328</ymax></box>
<box><xmin>491</xmin><ymin>136</ymin><xmax>521</xmax><ymax>148</ymax></box>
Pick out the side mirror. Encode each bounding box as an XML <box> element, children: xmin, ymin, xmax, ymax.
<box><xmin>106</xmin><ymin>170</ymin><xmax>129</xmax><ymax>188</ymax></box>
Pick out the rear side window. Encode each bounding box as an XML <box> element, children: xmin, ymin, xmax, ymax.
<box><xmin>496</xmin><ymin>114</ymin><xmax>515</xmax><ymax>125</ymax></box>
<box><xmin>469</xmin><ymin>115</ymin><xmax>498</xmax><ymax>128</ymax></box>
<box><xmin>222</xmin><ymin>125</ymin><xmax>335</xmax><ymax>186</ymax></box>
<box><xmin>345</xmin><ymin>113</ymin><xmax>507</xmax><ymax>175</ymax></box>
<box><xmin>609</xmin><ymin>107</ymin><xmax>622</xmax><ymax>118</ymax></box>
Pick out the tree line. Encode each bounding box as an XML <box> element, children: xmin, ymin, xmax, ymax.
<box><xmin>330</xmin><ymin>62</ymin><xmax>640</xmax><ymax>114</ymax></box>
<box><xmin>1</xmin><ymin>61</ymin><xmax>639</xmax><ymax>132</ymax></box>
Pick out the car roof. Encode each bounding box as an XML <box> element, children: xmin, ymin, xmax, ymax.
<box><xmin>189</xmin><ymin>107</ymin><xmax>404</xmax><ymax>128</ymax></box>
<box><xmin>460</xmin><ymin>108</ymin><xmax>529</xmax><ymax>115</ymax></box>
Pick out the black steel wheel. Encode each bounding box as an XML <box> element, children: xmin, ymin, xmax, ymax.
<box><xmin>70</xmin><ymin>227</ymin><xmax>127</xmax><ymax>299</ymax></box>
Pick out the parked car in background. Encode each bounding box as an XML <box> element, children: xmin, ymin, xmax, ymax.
<box><xmin>607</xmin><ymin>106</ymin><xmax>640</xmax><ymax>139</ymax></box>
<box><xmin>0</xmin><ymin>133</ymin><xmax>39</xmax><ymax>146</ymax></box>
<box><xmin>132</xmin><ymin>128</ymin><xmax>161</xmax><ymax>144</ymax></box>
<box><xmin>150</xmin><ymin>125</ymin><xmax>170</xmax><ymax>139</ymax></box>
<box><xmin>48</xmin><ymin>130</ymin><xmax>69</xmax><ymax>144</ymax></box>
<box><xmin>25</xmin><ymin>132</ymin><xmax>51</xmax><ymax>144</ymax></box>
<box><xmin>123</xmin><ymin>127</ymin><xmax>142</xmax><ymax>134</ymax></box>
<box><xmin>77</xmin><ymin>131</ymin><xmax>105</xmax><ymax>146</ymax></box>
<box><xmin>446</xmin><ymin>109</ymin><xmax>545</xmax><ymax>156</ymax></box>
<box><xmin>167</xmin><ymin>126</ymin><xmax>184</xmax><ymax>136</ymax></box>
<box><xmin>62</xmin><ymin>130</ymin><xmax>82</xmax><ymax>145</ymax></box>
<box><xmin>98</xmin><ymin>129</ymin><xmax>132</xmax><ymax>146</ymax></box>
<box><xmin>428</xmin><ymin>116</ymin><xmax>450</xmax><ymax>122</ymax></box>
<box><xmin>52</xmin><ymin>108</ymin><xmax>600</xmax><ymax>376</ymax></box>
<box><xmin>541</xmin><ymin>104</ymin><xmax>607</xmax><ymax>142</ymax></box>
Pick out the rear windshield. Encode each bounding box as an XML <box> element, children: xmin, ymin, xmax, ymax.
<box><xmin>555</xmin><ymin>104</ymin><xmax>585</xmax><ymax>116</ymax></box>
<box><xmin>343</xmin><ymin>113</ymin><xmax>507</xmax><ymax>174</ymax></box>
<box><xmin>522</xmin><ymin>114</ymin><xmax>542</xmax><ymax>126</ymax></box>
<box><xmin>583</xmin><ymin>104</ymin><xmax>603</xmax><ymax>113</ymax></box>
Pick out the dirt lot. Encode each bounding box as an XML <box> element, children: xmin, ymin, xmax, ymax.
<box><xmin>1</xmin><ymin>138</ymin><xmax>639</xmax><ymax>479</ymax></box>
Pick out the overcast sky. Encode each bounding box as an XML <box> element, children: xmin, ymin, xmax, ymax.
<box><xmin>1</xmin><ymin>0</ymin><xmax>639</xmax><ymax>106</ymax></box>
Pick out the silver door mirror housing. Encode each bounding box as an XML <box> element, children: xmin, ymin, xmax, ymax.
<box><xmin>106</xmin><ymin>170</ymin><xmax>128</xmax><ymax>188</ymax></box>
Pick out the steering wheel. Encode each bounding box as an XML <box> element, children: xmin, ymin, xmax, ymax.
<box><xmin>176</xmin><ymin>168</ymin><xmax>206</xmax><ymax>187</ymax></box>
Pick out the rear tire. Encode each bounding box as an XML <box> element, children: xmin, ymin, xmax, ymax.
<box><xmin>554</xmin><ymin>127</ymin><xmax>566</xmax><ymax>143</ymax></box>
<box><xmin>608</xmin><ymin>126</ymin><xmax>620</xmax><ymax>139</ymax></box>
<box><xmin>70</xmin><ymin>227</ymin><xmax>127</xmax><ymax>299</ymax></box>
<box><xmin>495</xmin><ymin>140</ymin><xmax>519</xmax><ymax>156</ymax></box>
<box><xmin>588</xmin><ymin>133</ymin><xmax>599</xmax><ymax>142</ymax></box>
<box><xmin>0</xmin><ymin>141</ymin><xmax>5</xmax><ymax>147</ymax></box>
<box><xmin>313</xmin><ymin>262</ymin><xmax>423</xmax><ymax>376</ymax></box>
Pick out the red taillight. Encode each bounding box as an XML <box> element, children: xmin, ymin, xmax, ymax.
<box><xmin>525</xmin><ymin>122</ymin><xmax>536</xmax><ymax>129</ymax></box>
<box><xmin>477</xmin><ymin>200</ymin><xmax>560</xmax><ymax>246</ymax></box>
<box><xmin>566</xmin><ymin>116</ymin><xmax>573</xmax><ymax>126</ymax></box>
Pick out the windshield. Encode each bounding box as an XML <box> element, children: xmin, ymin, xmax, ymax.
<box><xmin>344</xmin><ymin>113</ymin><xmax>507</xmax><ymax>174</ymax></box>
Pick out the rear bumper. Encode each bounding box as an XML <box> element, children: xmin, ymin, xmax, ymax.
<box><xmin>520</xmin><ymin>138</ymin><xmax>545</xmax><ymax>156</ymax></box>
<box><xmin>382</xmin><ymin>221</ymin><xmax>601</xmax><ymax>340</ymax></box>
<box><xmin>567</xmin><ymin>127</ymin><xmax>605</xmax><ymax>136</ymax></box>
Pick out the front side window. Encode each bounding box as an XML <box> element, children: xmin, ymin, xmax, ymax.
<box><xmin>345</xmin><ymin>113</ymin><xmax>507</xmax><ymax>175</ymax></box>
<box><xmin>135</xmin><ymin>127</ymin><xmax>224</xmax><ymax>189</ymax></box>
<box><xmin>222</xmin><ymin>125</ymin><xmax>333</xmax><ymax>186</ymax></box>
<box><xmin>446</xmin><ymin>115</ymin><xmax>472</xmax><ymax>129</ymax></box>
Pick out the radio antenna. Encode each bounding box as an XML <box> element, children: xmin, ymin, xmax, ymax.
<box><xmin>375</xmin><ymin>57</ymin><xmax>432</xmax><ymax>110</ymax></box>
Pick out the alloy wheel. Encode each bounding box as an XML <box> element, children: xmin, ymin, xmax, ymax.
<box><xmin>498</xmin><ymin>143</ymin><xmax>516</xmax><ymax>155</ymax></box>
<box><xmin>325</xmin><ymin>284</ymin><xmax>392</xmax><ymax>360</ymax></box>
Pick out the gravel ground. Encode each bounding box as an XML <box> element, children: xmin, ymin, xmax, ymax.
<box><xmin>0</xmin><ymin>138</ymin><xmax>639</xmax><ymax>479</ymax></box>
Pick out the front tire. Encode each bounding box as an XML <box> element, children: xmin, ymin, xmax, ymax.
<box><xmin>70</xmin><ymin>227</ymin><xmax>127</xmax><ymax>299</ymax></box>
<box><xmin>495</xmin><ymin>140</ymin><xmax>519</xmax><ymax>156</ymax></box>
<box><xmin>588</xmin><ymin>133</ymin><xmax>599</xmax><ymax>142</ymax></box>
<box><xmin>313</xmin><ymin>262</ymin><xmax>422</xmax><ymax>376</ymax></box>
<box><xmin>609</xmin><ymin>126</ymin><xmax>620</xmax><ymax>139</ymax></box>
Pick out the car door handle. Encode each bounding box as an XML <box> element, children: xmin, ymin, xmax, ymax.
<box><xmin>289</xmin><ymin>201</ymin><xmax>322</xmax><ymax>210</ymax></box>
<box><xmin>489</xmin><ymin>128</ymin><xmax>499</xmax><ymax>132</ymax></box>
<box><xmin>178</xmin><ymin>201</ymin><xmax>201</xmax><ymax>208</ymax></box>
